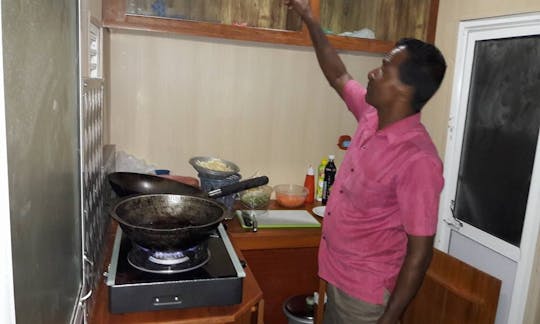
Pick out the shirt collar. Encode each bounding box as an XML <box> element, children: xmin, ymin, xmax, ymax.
<box><xmin>377</xmin><ymin>112</ymin><xmax>422</xmax><ymax>144</ymax></box>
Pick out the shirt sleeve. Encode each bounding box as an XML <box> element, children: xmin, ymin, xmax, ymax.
<box><xmin>396</xmin><ymin>155</ymin><xmax>444</xmax><ymax>236</ymax></box>
<box><xmin>342</xmin><ymin>79</ymin><xmax>372</xmax><ymax>121</ymax></box>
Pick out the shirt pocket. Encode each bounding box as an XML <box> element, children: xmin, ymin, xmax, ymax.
<box><xmin>342</xmin><ymin>174</ymin><xmax>393</xmax><ymax>211</ymax></box>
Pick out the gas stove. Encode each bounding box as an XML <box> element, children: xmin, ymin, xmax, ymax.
<box><xmin>106</xmin><ymin>224</ymin><xmax>245</xmax><ymax>314</ymax></box>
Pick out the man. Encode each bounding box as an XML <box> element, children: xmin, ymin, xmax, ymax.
<box><xmin>284</xmin><ymin>1</ymin><xmax>447</xmax><ymax>323</ymax></box>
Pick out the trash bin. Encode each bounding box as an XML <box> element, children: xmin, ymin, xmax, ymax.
<box><xmin>283</xmin><ymin>294</ymin><xmax>315</xmax><ymax>324</ymax></box>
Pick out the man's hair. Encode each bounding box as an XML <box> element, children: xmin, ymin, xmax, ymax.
<box><xmin>395</xmin><ymin>38</ymin><xmax>447</xmax><ymax>112</ymax></box>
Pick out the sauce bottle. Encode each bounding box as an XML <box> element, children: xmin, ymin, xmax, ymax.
<box><xmin>304</xmin><ymin>165</ymin><xmax>315</xmax><ymax>204</ymax></box>
<box><xmin>316</xmin><ymin>158</ymin><xmax>328</xmax><ymax>202</ymax></box>
<box><xmin>322</xmin><ymin>155</ymin><xmax>336</xmax><ymax>205</ymax></box>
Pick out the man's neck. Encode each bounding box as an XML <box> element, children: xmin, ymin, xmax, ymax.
<box><xmin>377</xmin><ymin>104</ymin><xmax>416</xmax><ymax>130</ymax></box>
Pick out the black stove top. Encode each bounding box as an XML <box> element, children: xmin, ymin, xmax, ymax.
<box><xmin>107</xmin><ymin>224</ymin><xmax>245</xmax><ymax>314</ymax></box>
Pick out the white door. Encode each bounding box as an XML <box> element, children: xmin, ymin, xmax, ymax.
<box><xmin>435</xmin><ymin>13</ymin><xmax>540</xmax><ymax>324</ymax></box>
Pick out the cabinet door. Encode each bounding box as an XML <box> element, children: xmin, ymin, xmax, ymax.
<box><xmin>320</xmin><ymin>0</ymin><xmax>437</xmax><ymax>42</ymax></box>
<box><xmin>126</xmin><ymin>0</ymin><xmax>303</xmax><ymax>31</ymax></box>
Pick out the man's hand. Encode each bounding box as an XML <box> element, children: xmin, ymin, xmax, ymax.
<box><xmin>283</xmin><ymin>0</ymin><xmax>312</xmax><ymax>19</ymax></box>
<box><xmin>283</xmin><ymin>0</ymin><xmax>350</xmax><ymax>95</ymax></box>
<box><xmin>377</xmin><ymin>235</ymin><xmax>434</xmax><ymax>324</ymax></box>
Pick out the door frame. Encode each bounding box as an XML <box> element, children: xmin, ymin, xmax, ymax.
<box><xmin>435</xmin><ymin>12</ymin><xmax>540</xmax><ymax>324</ymax></box>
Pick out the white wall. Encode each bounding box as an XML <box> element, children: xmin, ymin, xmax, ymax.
<box><xmin>107</xmin><ymin>30</ymin><xmax>381</xmax><ymax>185</ymax></box>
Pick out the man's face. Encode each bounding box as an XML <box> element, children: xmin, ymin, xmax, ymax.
<box><xmin>366</xmin><ymin>46</ymin><xmax>409</xmax><ymax>109</ymax></box>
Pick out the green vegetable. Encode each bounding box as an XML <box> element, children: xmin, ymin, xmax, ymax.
<box><xmin>240</xmin><ymin>188</ymin><xmax>270</xmax><ymax>209</ymax></box>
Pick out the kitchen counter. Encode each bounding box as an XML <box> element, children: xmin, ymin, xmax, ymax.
<box><xmin>227</xmin><ymin>201</ymin><xmax>323</xmax><ymax>324</ymax></box>
<box><xmin>89</xmin><ymin>223</ymin><xmax>264</xmax><ymax>324</ymax></box>
<box><xmin>226</xmin><ymin>201</ymin><xmax>323</xmax><ymax>250</ymax></box>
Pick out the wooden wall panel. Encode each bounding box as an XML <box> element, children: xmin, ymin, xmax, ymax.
<box><xmin>402</xmin><ymin>249</ymin><xmax>501</xmax><ymax>324</ymax></box>
<box><xmin>401</xmin><ymin>277</ymin><xmax>447</xmax><ymax>323</ymax></box>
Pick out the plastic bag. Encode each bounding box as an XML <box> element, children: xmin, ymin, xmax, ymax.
<box><xmin>115</xmin><ymin>151</ymin><xmax>156</xmax><ymax>173</ymax></box>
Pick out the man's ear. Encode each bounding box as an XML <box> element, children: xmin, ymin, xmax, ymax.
<box><xmin>395</xmin><ymin>81</ymin><xmax>414</xmax><ymax>108</ymax></box>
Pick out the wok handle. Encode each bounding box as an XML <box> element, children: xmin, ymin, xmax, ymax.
<box><xmin>207</xmin><ymin>176</ymin><xmax>269</xmax><ymax>199</ymax></box>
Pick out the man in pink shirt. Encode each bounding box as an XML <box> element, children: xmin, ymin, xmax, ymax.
<box><xmin>285</xmin><ymin>1</ymin><xmax>446</xmax><ymax>323</ymax></box>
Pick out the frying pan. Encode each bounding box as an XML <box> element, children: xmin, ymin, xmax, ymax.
<box><xmin>110</xmin><ymin>194</ymin><xmax>226</xmax><ymax>251</ymax></box>
<box><xmin>108</xmin><ymin>173</ymin><xmax>269</xmax><ymax>251</ymax></box>
<box><xmin>108</xmin><ymin>172</ymin><xmax>268</xmax><ymax>199</ymax></box>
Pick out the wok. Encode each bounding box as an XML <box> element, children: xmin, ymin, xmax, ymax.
<box><xmin>108</xmin><ymin>172</ymin><xmax>268</xmax><ymax>199</ymax></box>
<box><xmin>108</xmin><ymin>174</ymin><xmax>269</xmax><ymax>251</ymax></box>
<box><xmin>111</xmin><ymin>194</ymin><xmax>226</xmax><ymax>251</ymax></box>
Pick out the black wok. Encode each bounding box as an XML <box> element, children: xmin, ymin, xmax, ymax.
<box><xmin>108</xmin><ymin>172</ymin><xmax>268</xmax><ymax>199</ymax></box>
<box><xmin>111</xmin><ymin>194</ymin><xmax>226</xmax><ymax>251</ymax></box>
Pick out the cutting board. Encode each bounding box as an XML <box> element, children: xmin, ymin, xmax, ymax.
<box><xmin>236</xmin><ymin>210</ymin><xmax>321</xmax><ymax>229</ymax></box>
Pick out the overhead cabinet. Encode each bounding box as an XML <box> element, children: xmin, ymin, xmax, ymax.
<box><xmin>104</xmin><ymin>0</ymin><xmax>439</xmax><ymax>53</ymax></box>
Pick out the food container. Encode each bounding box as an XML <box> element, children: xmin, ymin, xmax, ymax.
<box><xmin>274</xmin><ymin>184</ymin><xmax>308</xmax><ymax>208</ymax></box>
<box><xmin>239</xmin><ymin>185</ymin><xmax>272</xmax><ymax>209</ymax></box>
<box><xmin>189</xmin><ymin>156</ymin><xmax>240</xmax><ymax>179</ymax></box>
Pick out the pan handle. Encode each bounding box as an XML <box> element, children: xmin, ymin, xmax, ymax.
<box><xmin>207</xmin><ymin>176</ymin><xmax>269</xmax><ymax>199</ymax></box>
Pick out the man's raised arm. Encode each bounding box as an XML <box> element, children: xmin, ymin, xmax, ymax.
<box><xmin>285</xmin><ymin>0</ymin><xmax>352</xmax><ymax>96</ymax></box>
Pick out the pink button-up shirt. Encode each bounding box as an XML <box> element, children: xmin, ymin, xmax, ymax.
<box><xmin>318</xmin><ymin>80</ymin><xmax>444</xmax><ymax>304</ymax></box>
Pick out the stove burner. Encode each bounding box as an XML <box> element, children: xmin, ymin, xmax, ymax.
<box><xmin>149</xmin><ymin>251</ymin><xmax>190</xmax><ymax>265</ymax></box>
<box><xmin>127</xmin><ymin>242</ymin><xmax>211</xmax><ymax>274</ymax></box>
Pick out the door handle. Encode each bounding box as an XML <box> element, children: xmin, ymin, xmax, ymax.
<box><xmin>445</xmin><ymin>200</ymin><xmax>464</xmax><ymax>230</ymax></box>
<box><xmin>443</xmin><ymin>217</ymin><xmax>463</xmax><ymax>231</ymax></box>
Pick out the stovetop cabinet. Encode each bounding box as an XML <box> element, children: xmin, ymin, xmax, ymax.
<box><xmin>89</xmin><ymin>222</ymin><xmax>264</xmax><ymax>323</ymax></box>
<box><xmin>104</xmin><ymin>0</ymin><xmax>439</xmax><ymax>54</ymax></box>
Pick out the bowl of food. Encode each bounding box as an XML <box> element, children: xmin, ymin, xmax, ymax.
<box><xmin>274</xmin><ymin>184</ymin><xmax>308</xmax><ymax>208</ymax></box>
<box><xmin>189</xmin><ymin>156</ymin><xmax>240</xmax><ymax>178</ymax></box>
<box><xmin>239</xmin><ymin>185</ymin><xmax>272</xmax><ymax>209</ymax></box>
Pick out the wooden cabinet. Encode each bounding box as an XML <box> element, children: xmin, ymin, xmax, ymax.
<box><xmin>104</xmin><ymin>0</ymin><xmax>439</xmax><ymax>54</ymax></box>
<box><xmin>227</xmin><ymin>201</ymin><xmax>322</xmax><ymax>324</ymax></box>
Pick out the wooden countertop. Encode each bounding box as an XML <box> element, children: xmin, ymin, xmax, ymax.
<box><xmin>226</xmin><ymin>201</ymin><xmax>323</xmax><ymax>251</ymax></box>
<box><xmin>89</xmin><ymin>223</ymin><xmax>263</xmax><ymax>324</ymax></box>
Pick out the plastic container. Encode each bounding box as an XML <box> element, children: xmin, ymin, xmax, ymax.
<box><xmin>283</xmin><ymin>294</ymin><xmax>315</xmax><ymax>324</ymax></box>
<box><xmin>316</xmin><ymin>158</ymin><xmax>328</xmax><ymax>202</ymax></box>
<box><xmin>239</xmin><ymin>185</ymin><xmax>272</xmax><ymax>209</ymax></box>
<box><xmin>274</xmin><ymin>184</ymin><xmax>308</xmax><ymax>208</ymax></box>
<box><xmin>304</xmin><ymin>165</ymin><xmax>315</xmax><ymax>204</ymax></box>
<box><xmin>322</xmin><ymin>155</ymin><xmax>337</xmax><ymax>205</ymax></box>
